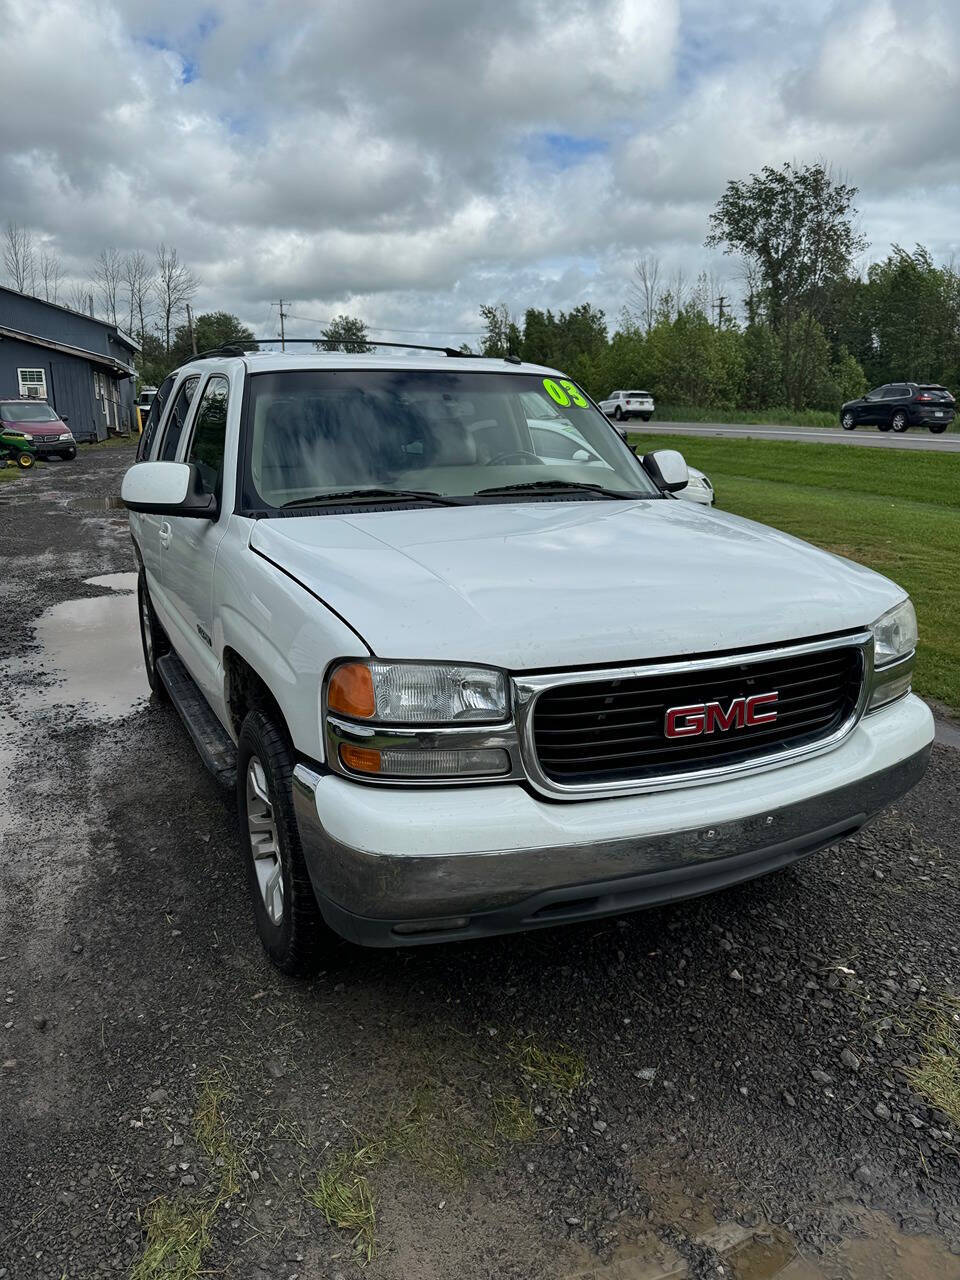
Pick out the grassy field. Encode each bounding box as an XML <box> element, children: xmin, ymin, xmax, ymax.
<box><xmin>653</xmin><ymin>403</ymin><xmax>959</xmax><ymax>432</ymax></box>
<box><xmin>629</xmin><ymin>431</ymin><xmax>960</xmax><ymax>713</ymax></box>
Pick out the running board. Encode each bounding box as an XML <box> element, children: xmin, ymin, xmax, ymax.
<box><xmin>157</xmin><ymin>653</ymin><xmax>237</xmax><ymax>790</ymax></box>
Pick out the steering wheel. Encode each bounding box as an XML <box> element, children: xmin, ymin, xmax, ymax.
<box><xmin>486</xmin><ymin>450</ymin><xmax>545</xmax><ymax>466</ymax></box>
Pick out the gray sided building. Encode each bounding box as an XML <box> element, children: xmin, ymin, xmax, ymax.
<box><xmin>0</xmin><ymin>286</ymin><xmax>139</xmax><ymax>441</ymax></box>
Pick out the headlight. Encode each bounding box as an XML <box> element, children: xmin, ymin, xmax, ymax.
<box><xmin>327</xmin><ymin>660</ymin><xmax>508</xmax><ymax>724</ymax></box>
<box><xmin>870</xmin><ymin>599</ymin><xmax>917</xmax><ymax>667</ymax></box>
<box><xmin>324</xmin><ymin>660</ymin><xmax>515</xmax><ymax>782</ymax></box>
<box><xmin>867</xmin><ymin>598</ymin><xmax>917</xmax><ymax>713</ymax></box>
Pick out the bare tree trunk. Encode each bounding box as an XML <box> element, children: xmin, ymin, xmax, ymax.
<box><xmin>121</xmin><ymin>250</ymin><xmax>154</xmax><ymax>341</ymax></box>
<box><xmin>155</xmin><ymin>242</ymin><xmax>199</xmax><ymax>354</ymax></box>
<box><xmin>39</xmin><ymin>249</ymin><xmax>64</xmax><ymax>304</ymax></box>
<box><xmin>94</xmin><ymin>248</ymin><xmax>123</xmax><ymax>325</ymax></box>
<box><xmin>628</xmin><ymin>256</ymin><xmax>662</xmax><ymax>334</ymax></box>
<box><xmin>3</xmin><ymin>222</ymin><xmax>36</xmax><ymax>293</ymax></box>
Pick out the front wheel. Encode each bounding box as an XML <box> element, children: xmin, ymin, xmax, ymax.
<box><xmin>613</xmin><ymin>406</ymin><xmax>623</xmax><ymax>421</ymax></box>
<box><xmin>16</xmin><ymin>452</ymin><xmax>35</xmax><ymax>469</ymax></box>
<box><xmin>891</xmin><ymin>412</ymin><xmax>909</xmax><ymax>433</ymax></box>
<box><xmin>841</xmin><ymin>413</ymin><xmax>856</xmax><ymax>430</ymax></box>
<box><xmin>138</xmin><ymin>572</ymin><xmax>169</xmax><ymax>698</ymax></box>
<box><xmin>63</xmin><ymin>448</ymin><xmax>77</xmax><ymax>460</ymax></box>
<box><xmin>237</xmin><ymin>710</ymin><xmax>336</xmax><ymax>975</ymax></box>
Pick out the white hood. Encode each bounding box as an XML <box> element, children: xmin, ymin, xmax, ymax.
<box><xmin>249</xmin><ymin>499</ymin><xmax>902</xmax><ymax>670</ymax></box>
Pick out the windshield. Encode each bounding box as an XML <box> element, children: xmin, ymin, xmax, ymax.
<box><xmin>242</xmin><ymin>369</ymin><xmax>660</xmax><ymax>509</ymax></box>
<box><xmin>1</xmin><ymin>402</ymin><xmax>60</xmax><ymax>423</ymax></box>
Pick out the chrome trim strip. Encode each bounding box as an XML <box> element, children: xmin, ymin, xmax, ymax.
<box><xmin>866</xmin><ymin>649</ymin><xmax>915</xmax><ymax>714</ymax></box>
<box><xmin>325</xmin><ymin>714</ymin><xmax>524</xmax><ymax>785</ymax></box>
<box><xmin>514</xmin><ymin>631</ymin><xmax>875</xmax><ymax>801</ymax></box>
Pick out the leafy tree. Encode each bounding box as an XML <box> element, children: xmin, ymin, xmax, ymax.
<box><xmin>318</xmin><ymin>314</ymin><xmax>375</xmax><ymax>353</ymax></box>
<box><xmin>480</xmin><ymin>303</ymin><xmax>522</xmax><ymax>357</ymax></box>
<box><xmin>706</xmin><ymin>161</ymin><xmax>866</xmax><ymax>407</ymax></box>
<box><xmin>741</xmin><ymin>323</ymin><xmax>783</xmax><ymax>408</ymax></box>
<box><xmin>169</xmin><ymin>312</ymin><xmax>257</xmax><ymax>365</ymax></box>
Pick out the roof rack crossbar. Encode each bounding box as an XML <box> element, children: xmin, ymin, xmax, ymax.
<box><xmin>184</xmin><ymin>337</ymin><xmax>498</xmax><ymax>362</ymax></box>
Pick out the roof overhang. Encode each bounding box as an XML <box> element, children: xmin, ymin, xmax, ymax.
<box><xmin>0</xmin><ymin>324</ymin><xmax>136</xmax><ymax>377</ymax></box>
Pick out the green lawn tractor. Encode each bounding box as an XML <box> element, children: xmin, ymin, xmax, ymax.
<box><xmin>0</xmin><ymin>429</ymin><xmax>39</xmax><ymax>469</ymax></box>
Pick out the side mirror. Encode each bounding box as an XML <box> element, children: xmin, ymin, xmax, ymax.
<box><xmin>121</xmin><ymin>461</ymin><xmax>218</xmax><ymax>518</ymax></box>
<box><xmin>61</xmin><ymin>415</ymin><xmax>69</xmax><ymax>424</ymax></box>
<box><xmin>642</xmin><ymin>449</ymin><xmax>689</xmax><ymax>493</ymax></box>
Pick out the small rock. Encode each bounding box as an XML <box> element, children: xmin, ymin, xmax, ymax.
<box><xmin>147</xmin><ymin>1088</ymin><xmax>167</xmax><ymax>1105</ymax></box>
<box><xmin>874</xmin><ymin>1102</ymin><xmax>891</xmax><ymax>1121</ymax></box>
<box><xmin>840</xmin><ymin>1048</ymin><xmax>861</xmax><ymax>1071</ymax></box>
<box><xmin>72</xmin><ymin>942</ymin><xmax>83</xmax><ymax>954</ymax></box>
<box><xmin>565</xmin><ymin>1216</ymin><xmax>581</xmax><ymax>1226</ymax></box>
<box><xmin>636</xmin><ymin>1067</ymin><xmax>657</xmax><ymax>1081</ymax></box>
<box><xmin>592</xmin><ymin>1120</ymin><xmax>607</xmax><ymax>1133</ymax></box>
<box><xmin>811</xmin><ymin>1069</ymin><xmax>832</xmax><ymax>1086</ymax></box>
<box><xmin>32</xmin><ymin>1015</ymin><xmax>48</xmax><ymax>1032</ymax></box>
<box><xmin>783</xmin><ymin>1091</ymin><xmax>796</xmax><ymax>1108</ymax></box>
<box><xmin>729</xmin><ymin>969</ymin><xmax>743</xmax><ymax>981</ymax></box>
<box><xmin>855</xmin><ymin>1165</ymin><xmax>875</xmax><ymax>1186</ymax></box>
<box><xmin>180</xmin><ymin>1174</ymin><xmax>196</xmax><ymax>1186</ymax></box>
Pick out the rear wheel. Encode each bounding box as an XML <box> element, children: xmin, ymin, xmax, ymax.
<box><xmin>877</xmin><ymin>421</ymin><xmax>892</xmax><ymax>432</ymax></box>
<box><xmin>138</xmin><ymin>572</ymin><xmax>169</xmax><ymax>699</ymax></box>
<box><xmin>237</xmin><ymin>709</ymin><xmax>335</xmax><ymax>974</ymax></box>
<box><xmin>929</xmin><ymin>423</ymin><xmax>948</xmax><ymax>434</ymax></box>
<box><xmin>640</xmin><ymin>413</ymin><xmax>652</xmax><ymax>422</ymax></box>
<box><xmin>841</xmin><ymin>412</ymin><xmax>856</xmax><ymax>430</ymax></box>
<box><xmin>613</xmin><ymin>406</ymin><xmax>624</xmax><ymax>421</ymax></box>
<box><xmin>891</xmin><ymin>411</ymin><xmax>909</xmax><ymax>433</ymax></box>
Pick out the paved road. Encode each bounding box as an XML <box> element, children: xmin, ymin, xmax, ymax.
<box><xmin>2</xmin><ymin>449</ymin><xmax>960</xmax><ymax>1279</ymax></box>
<box><xmin>634</xmin><ymin>421</ymin><xmax>960</xmax><ymax>452</ymax></box>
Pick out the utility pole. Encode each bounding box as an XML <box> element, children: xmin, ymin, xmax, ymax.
<box><xmin>277</xmin><ymin>299</ymin><xmax>288</xmax><ymax>351</ymax></box>
<box><xmin>714</xmin><ymin>295</ymin><xmax>727</xmax><ymax>328</ymax></box>
<box><xmin>186</xmin><ymin>303</ymin><xmax>197</xmax><ymax>355</ymax></box>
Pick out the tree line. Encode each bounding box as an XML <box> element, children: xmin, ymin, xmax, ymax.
<box><xmin>477</xmin><ymin>162</ymin><xmax>960</xmax><ymax>411</ymax></box>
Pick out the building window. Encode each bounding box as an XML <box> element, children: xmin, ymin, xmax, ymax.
<box><xmin>18</xmin><ymin>368</ymin><xmax>47</xmax><ymax>399</ymax></box>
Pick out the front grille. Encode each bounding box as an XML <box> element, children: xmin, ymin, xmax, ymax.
<box><xmin>532</xmin><ymin>643</ymin><xmax>864</xmax><ymax>787</ymax></box>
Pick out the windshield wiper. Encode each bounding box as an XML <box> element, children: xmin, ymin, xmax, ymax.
<box><xmin>282</xmin><ymin>487</ymin><xmax>464</xmax><ymax>508</ymax></box>
<box><xmin>473</xmin><ymin>480</ymin><xmax>652</xmax><ymax>500</ymax></box>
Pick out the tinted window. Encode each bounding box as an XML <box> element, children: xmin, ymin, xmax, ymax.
<box><xmin>890</xmin><ymin>384</ymin><xmax>910</xmax><ymax>398</ymax></box>
<box><xmin>137</xmin><ymin>375</ymin><xmax>175</xmax><ymax>460</ymax></box>
<box><xmin>185</xmin><ymin>377</ymin><xmax>229</xmax><ymax>499</ymax></box>
<box><xmin>159</xmin><ymin>375</ymin><xmax>200</xmax><ymax>461</ymax></box>
<box><xmin>865</xmin><ymin>386</ymin><xmax>886</xmax><ymax>401</ymax></box>
<box><xmin>0</xmin><ymin>402</ymin><xmax>60</xmax><ymax>422</ymax></box>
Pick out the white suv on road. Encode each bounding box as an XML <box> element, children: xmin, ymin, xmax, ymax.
<box><xmin>599</xmin><ymin>389</ymin><xmax>655</xmax><ymax>421</ymax></box>
<box><xmin>122</xmin><ymin>349</ymin><xmax>932</xmax><ymax>973</ymax></box>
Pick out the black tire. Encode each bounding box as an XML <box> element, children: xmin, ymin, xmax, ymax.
<box><xmin>613</xmin><ymin>406</ymin><xmax>623</xmax><ymax>421</ymax></box>
<box><xmin>891</xmin><ymin>411</ymin><xmax>909</xmax><ymax>433</ymax></box>
<box><xmin>877</xmin><ymin>422</ymin><xmax>892</xmax><ymax>432</ymax></box>
<box><xmin>237</xmin><ymin>709</ymin><xmax>335</xmax><ymax>975</ymax></box>
<box><xmin>841</xmin><ymin>412</ymin><xmax>856</xmax><ymax>430</ymax></box>
<box><xmin>137</xmin><ymin>572</ymin><xmax>170</xmax><ymax>699</ymax></box>
<box><xmin>16</xmin><ymin>452</ymin><xmax>34</xmax><ymax>469</ymax></box>
<box><xmin>929</xmin><ymin>423</ymin><xmax>948</xmax><ymax>434</ymax></box>
<box><xmin>640</xmin><ymin>413</ymin><xmax>652</xmax><ymax>422</ymax></box>
<box><xmin>64</xmin><ymin>448</ymin><xmax>76</xmax><ymax>460</ymax></box>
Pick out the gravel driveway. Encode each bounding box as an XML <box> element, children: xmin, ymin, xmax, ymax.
<box><xmin>1</xmin><ymin>447</ymin><xmax>958</xmax><ymax>1280</ymax></box>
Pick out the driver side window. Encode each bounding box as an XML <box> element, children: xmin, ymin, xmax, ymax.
<box><xmin>185</xmin><ymin>376</ymin><xmax>229</xmax><ymax>500</ymax></box>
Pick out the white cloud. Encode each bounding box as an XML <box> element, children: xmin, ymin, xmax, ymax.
<box><xmin>1</xmin><ymin>0</ymin><xmax>959</xmax><ymax>342</ymax></box>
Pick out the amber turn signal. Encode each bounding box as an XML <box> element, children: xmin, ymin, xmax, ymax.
<box><xmin>339</xmin><ymin>744</ymin><xmax>382</xmax><ymax>774</ymax></box>
<box><xmin>327</xmin><ymin>663</ymin><xmax>376</xmax><ymax>718</ymax></box>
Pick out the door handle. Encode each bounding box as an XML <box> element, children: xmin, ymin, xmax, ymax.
<box><xmin>158</xmin><ymin>521</ymin><xmax>172</xmax><ymax>549</ymax></box>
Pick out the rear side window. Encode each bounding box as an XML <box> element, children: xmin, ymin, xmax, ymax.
<box><xmin>158</xmin><ymin>375</ymin><xmax>201</xmax><ymax>461</ymax></box>
<box><xmin>889</xmin><ymin>384</ymin><xmax>910</xmax><ymax>398</ymax></box>
<box><xmin>185</xmin><ymin>376</ymin><xmax>229</xmax><ymax>500</ymax></box>
<box><xmin>137</xmin><ymin>375</ymin><xmax>174</xmax><ymax>460</ymax></box>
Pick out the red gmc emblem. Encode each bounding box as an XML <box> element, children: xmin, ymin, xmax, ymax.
<box><xmin>664</xmin><ymin>691</ymin><xmax>779</xmax><ymax>739</ymax></box>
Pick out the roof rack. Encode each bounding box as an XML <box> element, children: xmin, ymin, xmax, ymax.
<box><xmin>184</xmin><ymin>338</ymin><xmax>518</xmax><ymax>363</ymax></box>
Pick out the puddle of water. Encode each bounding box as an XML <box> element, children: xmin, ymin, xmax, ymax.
<box><xmin>17</xmin><ymin>576</ymin><xmax>148</xmax><ymax>721</ymax></box>
<box><xmin>71</xmin><ymin>495</ymin><xmax>125</xmax><ymax>511</ymax></box>
<box><xmin>733</xmin><ymin>1215</ymin><xmax>960</xmax><ymax>1280</ymax></box>
<box><xmin>84</xmin><ymin>571</ymin><xmax>138</xmax><ymax>593</ymax></box>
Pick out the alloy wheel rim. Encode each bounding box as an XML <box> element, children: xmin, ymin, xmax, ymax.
<box><xmin>246</xmin><ymin>756</ymin><xmax>284</xmax><ymax>925</ymax></box>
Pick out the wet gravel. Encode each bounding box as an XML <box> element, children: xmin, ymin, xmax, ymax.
<box><xmin>0</xmin><ymin>448</ymin><xmax>958</xmax><ymax>1279</ymax></box>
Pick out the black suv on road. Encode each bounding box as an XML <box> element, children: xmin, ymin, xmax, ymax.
<box><xmin>840</xmin><ymin>383</ymin><xmax>955</xmax><ymax>433</ymax></box>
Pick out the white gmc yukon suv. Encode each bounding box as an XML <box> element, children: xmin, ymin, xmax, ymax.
<box><xmin>122</xmin><ymin>349</ymin><xmax>933</xmax><ymax>973</ymax></box>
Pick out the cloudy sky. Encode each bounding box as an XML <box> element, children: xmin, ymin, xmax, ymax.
<box><xmin>2</xmin><ymin>0</ymin><xmax>959</xmax><ymax>344</ymax></box>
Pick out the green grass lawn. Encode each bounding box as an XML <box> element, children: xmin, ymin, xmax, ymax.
<box><xmin>629</xmin><ymin>431</ymin><xmax>960</xmax><ymax>714</ymax></box>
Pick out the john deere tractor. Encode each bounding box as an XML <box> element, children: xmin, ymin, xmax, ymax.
<box><xmin>0</xmin><ymin>428</ymin><xmax>38</xmax><ymax>469</ymax></box>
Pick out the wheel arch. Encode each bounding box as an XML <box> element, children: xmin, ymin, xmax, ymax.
<box><xmin>223</xmin><ymin>647</ymin><xmax>290</xmax><ymax>744</ymax></box>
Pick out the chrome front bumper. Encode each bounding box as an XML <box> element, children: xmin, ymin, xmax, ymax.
<box><xmin>292</xmin><ymin>696</ymin><xmax>933</xmax><ymax>947</ymax></box>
